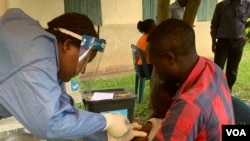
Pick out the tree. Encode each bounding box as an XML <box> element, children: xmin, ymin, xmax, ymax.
<box><xmin>156</xmin><ymin>0</ymin><xmax>201</xmax><ymax>25</ymax></box>
<box><xmin>156</xmin><ymin>0</ymin><xmax>170</xmax><ymax>24</ymax></box>
<box><xmin>183</xmin><ymin>0</ymin><xmax>201</xmax><ymax>26</ymax></box>
<box><xmin>150</xmin><ymin>0</ymin><xmax>201</xmax><ymax>99</ymax></box>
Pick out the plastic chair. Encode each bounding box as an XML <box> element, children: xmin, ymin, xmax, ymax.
<box><xmin>131</xmin><ymin>44</ymin><xmax>151</xmax><ymax>103</ymax></box>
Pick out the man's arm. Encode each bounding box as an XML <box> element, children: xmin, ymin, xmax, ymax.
<box><xmin>157</xmin><ymin>100</ymin><xmax>202</xmax><ymax>141</ymax></box>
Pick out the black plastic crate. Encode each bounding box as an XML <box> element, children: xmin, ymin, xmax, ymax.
<box><xmin>82</xmin><ymin>88</ymin><xmax>136</xmax><ymax>122</ymax></box>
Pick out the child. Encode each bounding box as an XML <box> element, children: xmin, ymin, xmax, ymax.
<box><xmin>132</xmin><ymin>83</ymin><xmax>177</xmax><ymax>141</ymax></box>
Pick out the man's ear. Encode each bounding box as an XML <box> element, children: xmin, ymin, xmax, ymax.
<box><xmin>62</xmin><ymin>39</ymin><xmax>72</xmax><ymax>53</ymax></box>
<box><xmin>163</xmin><ymin>51</ymin><xmax>175</xmax><ymax>65</ymax></box>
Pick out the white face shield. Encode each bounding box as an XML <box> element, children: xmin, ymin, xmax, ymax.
<box><xmin>57</xmin><ymin>28</ymin><xmax>106</xmax><ymax>94</ymax></box>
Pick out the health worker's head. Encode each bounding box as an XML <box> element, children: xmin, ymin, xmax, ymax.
<box><xmin>46</xmin><ymin>12</ymin><xmax>105</xmax><ymax>82</ymax></box>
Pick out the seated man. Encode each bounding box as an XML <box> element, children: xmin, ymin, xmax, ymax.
<box><xmin>133</xmin><ymin>18</ymin><xmax>235</xmax><ymax>141</ymax></box>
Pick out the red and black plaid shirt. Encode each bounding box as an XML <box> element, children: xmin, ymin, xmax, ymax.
<box><xmin>157</xmin><ymin>57</ymin><xmax>235</xmax><ymax>141</ymax></box>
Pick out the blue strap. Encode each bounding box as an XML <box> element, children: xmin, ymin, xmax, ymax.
<box><xmin>81</xmin><ymin>34</ymin><xmax>106</xmax><ymax>52</ymax></box>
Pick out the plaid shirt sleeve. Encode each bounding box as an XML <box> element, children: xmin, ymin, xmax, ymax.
<box><xmin>156</xmin><ymin>57</ymin><xmax>234</xmax><ymax>141</ymax></box>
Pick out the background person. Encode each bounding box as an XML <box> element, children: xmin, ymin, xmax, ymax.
<box><xmin>169</xmin><ymin>0</ymin><xmax>188</xmax><ymax>19</ymax></box>
<box><xmin>210</xmin><ymin>0</ymin><xmax>250</xmax><ymax>92</ymax></box>
<box><xmin>136</xmin><ymin>19</ymin><xmax>156</xmax><ymax>77</ymax></box>
<box><xmin>0</xmin><ymin>8</ymin><xmax>146</xmax><ymax>141</ymax></box>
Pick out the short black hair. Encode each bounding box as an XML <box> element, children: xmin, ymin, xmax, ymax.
<box><xmin>46</xmin><ymin>12</ymin><xmax>98</xmax><ymax>47</ymax></box>
<box><xmin>137</xmin><ymin>19</ymin><xmax>156</xmax><ymax>33</ymax></box>
<box><xmin>147</xmin><ymin>18</ymin><xmax>196</xmax><ymax>56</ymax></box>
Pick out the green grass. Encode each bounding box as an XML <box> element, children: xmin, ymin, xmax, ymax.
<box><xmin>232</xmin><ymin>42</ymin><xmax>250</xmax><ymax>103</ymax></box>
<box><xmin>76</xmin><ymin>43</ymin><xmax>250</xmax><ymax>123</ymax></box>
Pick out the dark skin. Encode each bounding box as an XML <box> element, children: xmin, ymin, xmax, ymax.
<box><xmin>149</xmin><ymin>83</ymin><xmax>178</xmax><ymax>119</ymax></box>
<box><xmin>133</xmin><ymin>19</ymin><xmax>199</xmax><ymax>141</ymax></box>
<box><xmin>132</xmin><ymin>59</ymin><xmax>197</xmax><ymax>141</ymax></box>
<box><xmin>230</xmin><ymin>0</ymin><xmax>240</xmax><ymax>3</ymax></box>
<box><xmin>131</xmin><ymin>121</ymin><xmax>153</xmax><ymax>141</ymax></box>
<box><xmin>132</xmin><ymin>83</ymin><xmax>178</xmax><ymax>141</ymax></box>
<box><xmin>57</xmin><ymin>39</ymin><xmax>97</xmax><ymax>82</ymax></box>
<box><xmin>57</xmin><ymin>39</ymin><xmax>80</xmax><ymax>82</ymax></box>
<box><xmin>150</xmin><ymin>40</ymin><xmax>198</xmax><ymax>86</ymax></box>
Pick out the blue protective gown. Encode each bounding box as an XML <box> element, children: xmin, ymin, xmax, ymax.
<box><xmin>0</xmin><ymin>8</ymin><xmax>107</xmax><ymax>141</ymax></box>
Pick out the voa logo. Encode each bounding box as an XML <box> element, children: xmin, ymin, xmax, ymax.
<box><xmin>226</xmin><ymin>129</ymin><xmax>246</xmax><ymax>136</ymax></box>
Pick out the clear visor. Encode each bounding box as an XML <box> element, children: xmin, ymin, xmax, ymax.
<box><xmin>78</xmin><ymin>34</ymin><xmax>105</xmax><ymax>62</ymax></box>
<box><xmin>57</xmin><ymin>28</ymin><xmax>106</xmax><ymax>96</ymax></box>
<box><xmin>77</xmin><ymin>35</ymin><xmax>106</xmax><ymax>95</ymax></box>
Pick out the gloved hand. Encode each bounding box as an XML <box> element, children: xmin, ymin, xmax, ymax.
<box><xmin>103</xmin><ymin>113</ymin><xmax>130</xmax><ymax>138</ymax></box>
<box><xmin>147</xmin><ymin>118</ymin><xmax>162</xmax><ymax>141</ymax></box>
<box><xmin>108</xmin><ymin>122</ymin><xmax>147</xmax><ymax>141</ymax></box>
